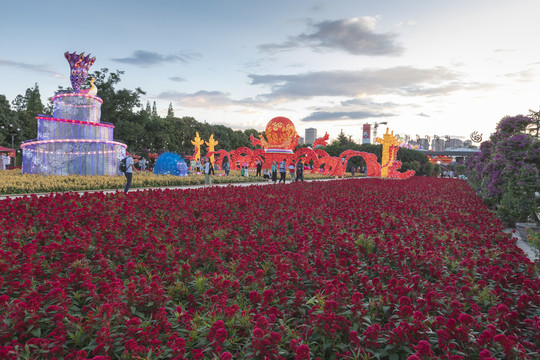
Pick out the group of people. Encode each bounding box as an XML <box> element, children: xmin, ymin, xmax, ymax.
<box><xmin>350</xmin><ymin>166</ymin><xmax>367</xmax><ymax>177</ymax></box>
<box><xmin>122</xmin><ymin>154</ymin><xmax>308</xmax><ymax>193</ymax></box>
<box><xmin>189</xmin><ymin>158</ymin><xmax>226</xmax><ymax>176</ymax></box>
<box><xmin>265</xmin><ymin>158</ymin><xmax>305</xmax><ymax>184</ymax></box>
<box><xmin>0</xmin><ymin>154</ymin><xmax>11</xmax><ymax>170</ymax></box>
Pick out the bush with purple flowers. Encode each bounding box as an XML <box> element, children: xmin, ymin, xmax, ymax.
<box><xmin>466</xmin><ymin>114</ymin><xmax>540</xmax><ymax>226</ymax></box>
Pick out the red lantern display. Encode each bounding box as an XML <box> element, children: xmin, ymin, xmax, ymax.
<box><xmin>262</xmin><ymin>116</ymin><xmax>299</xmax><ymax>154</ymax></box>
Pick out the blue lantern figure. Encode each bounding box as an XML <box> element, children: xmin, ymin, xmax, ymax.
<box><xmin>176</xmin><ymin>161</ymin><xmax>188</xmax><ymax>176</ymax></box>
<box><xmin>153</xmin><ymin>152</ymin><xmax>188</xmax><ymax>176</ymax></box>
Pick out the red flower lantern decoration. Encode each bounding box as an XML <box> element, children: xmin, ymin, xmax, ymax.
<box><xmin>260</xmin><ymin>116</ymin><xmax>299</xmax><ymax>154</ymax></box>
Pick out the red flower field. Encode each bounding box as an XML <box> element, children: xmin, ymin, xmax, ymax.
<box><xmin>0</xmin><ymin>178</ymin><xmax>538</xmax><ymax>359</ymax></box>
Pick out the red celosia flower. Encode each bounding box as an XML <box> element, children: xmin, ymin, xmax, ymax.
<box><xmin>220</xmin><ymin>351</ymin><xmax>233</xmax><ymax>360</ymax></box>
<box><xmin>295</xmin><ymin>344</ymin><xmax>310</xmax><ymax>360</ymax></box>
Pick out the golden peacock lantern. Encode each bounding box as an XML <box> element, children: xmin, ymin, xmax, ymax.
<box><xmin>258</xmin><ymin>116</ymin><xmax>299</xmax><ymax>154</ymax></box>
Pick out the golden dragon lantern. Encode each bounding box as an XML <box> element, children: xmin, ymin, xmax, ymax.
<box><xmin>205</xmin><ymin>134</ymin><xmax>219</xmax><ymax>164</ymax></box>
<box><xmin>191</xmin><ymin>132</ymin><xmax>205</xmax><ymax>162</ymax></box>
<box><xmin>376</xmin><ymin>128</ymin><xmax>402</xmax><ymax>178</ymax></box>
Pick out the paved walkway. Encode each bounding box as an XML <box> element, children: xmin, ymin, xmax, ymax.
<box><xmin>504</xmin><ymin>228</ymin><xmax>537</xmax><ymax>262</ymax></box>
<box><xmin>1</xmin><ymin>179</ymin><xmax>536</xmax><ymax>263</ymax></box>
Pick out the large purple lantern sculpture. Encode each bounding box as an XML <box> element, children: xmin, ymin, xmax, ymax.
<box><xmin>21</xmin><ymin>52</ymin><xmax>127</xmax><ymax>176</ymax></box>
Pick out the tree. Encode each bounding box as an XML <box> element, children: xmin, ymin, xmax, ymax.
<box><xmin>466</xmin><ymin>115</ymin><xmax>540</xmax><ymax>225</ymax></box>
<box><xmin>167</xmin><ymin>102</ymin><xmax>174</xmax><ymax>118</ymax></box>
<box><xmin>336</xmin><ymin>129</ymin><xmax>350</xmax><ymax>145</ymax></box>
<box><xmin>6</xmin><ymin>84</ymin><xmax>44</xmax><ymax>145</ymax></box>
<box><xmin>26</xmin><ymin>83</ymin><xmax>44</xmax><ymax>114</ymax></box>
<box><xmin>527</xmin><ymin>107</ymin><xmax>540</xmax><ymax>138</ymax></box>
<box><xmin>89</xmin><ymin>68</ymin><xmax>146</xmax><ymax>124</ymax></box>
<box><xmin>152</xmin><ymin>101</ymin><xmax>158</xmax><ymax>118</ymax></box>
<box><xmin>145</xmin><ymin>101</ymin><xmax>151</xmax><ymax>114</ymax></box>
<box><xmin>0</xmin><ymin>95</ymin><xmax>19</xmax><ymax>146</ymax></box>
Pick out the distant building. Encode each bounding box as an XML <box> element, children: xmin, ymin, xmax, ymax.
<box><xmin>417</xmin><ymin>138</ymin><xmax>429</xmax><ymax>150</ymax></box>
<box><xmin>445</xmin><ymin>138</ymin><xmax>463</xmax><ymax>149</ymax></box>
<box><xmin>463</xmin><ymin>140</ymin><xmax>473</xmax><ymax>148</ymax></box>
<box><xmin>305</xmin><ymin>128</ymin><xmax>317</xmax><ymax>145</ymax></box>
<box><xmin>362</xmin><ymin>124</ymin><xmax>371</xmax><ymax>144</ymax></box>
<box><xmin>298</xmin><ymin>137</ymin><xmax>305</xmax><ymax>145</ymax></box>
<box><xmin>432</xmin><ymin>138</ymin><xmax>445</xmax><ymax>151</ymax></box>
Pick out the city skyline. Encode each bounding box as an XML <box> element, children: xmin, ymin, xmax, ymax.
<box><xmin>1</xmin><ymin>0</ymin><xmax>539</xmax><ymax>144</ymax></box>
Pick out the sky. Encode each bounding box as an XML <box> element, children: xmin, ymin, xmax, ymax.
<box><xmin>1</xmin><ymin>0</ymin><xmax>539</xmax><ymax>144</ymax></box>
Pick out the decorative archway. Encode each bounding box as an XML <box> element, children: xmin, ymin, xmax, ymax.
<box><xmin>292</xmin><ymin>147</ymin><xmax>320</xmax><ymax>173</ymax></box>
<box><xmin>317</xmin><ymin>156</ymin><xmax>340</xmax><ymax>175</ymax></box>
<box><xmin>338</xmin><ymin>150</ymin><xmax>381</xmax><ymax>177</ymax></box>
<box><xmin>230</xmin><ymin>147</ymin><xmax>262</xmax><ymax>170</ymax></box>
<box><xmin>207</xmin><ymin>149</ymin><xmax>232</xmax><ymax>170</ymax></box>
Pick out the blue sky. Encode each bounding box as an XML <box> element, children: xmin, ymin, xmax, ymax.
<box><xmin>2</xmin><ymin>0</ymin><xmax>539</xmax><ymax>143</ymax></box>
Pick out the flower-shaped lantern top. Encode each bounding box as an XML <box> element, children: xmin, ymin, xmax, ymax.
<box><xmin>64</xmin><ymin>51</ymin><xmax>96</xmax><ymax>93</ymax></box>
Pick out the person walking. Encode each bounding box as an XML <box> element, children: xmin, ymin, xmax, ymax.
<box><xmin>204</xmin><ymin>159</ymin><xmax>214</xmax><ymax>185</ymax></box>
<box><xmin>288</xmin><ymin>162</ymin><xmax>296</xmax><ymax>182</ymax></box>
<box><xmin>295</xmin><ymin>158</ymin><xmax>304</xmax><ymax>182</ymax></box>
<box><xmin>124</xmin><ymin>154</ymin><xmax>137</xmax><ymax>194</ymax></box>
<box><xmin>223</xmin><ymin>160</ymin><xmax>230</xmax><ymax>176</ymax></box>
<box><xmin>271</xmin><ymin>161</ymin><xmax>278</xmax><ymax>184</ymax></box>
<box><xmin>278</xmin><ymin>158</ymin><xmax>287</xmax><ymax>183</ymax></box>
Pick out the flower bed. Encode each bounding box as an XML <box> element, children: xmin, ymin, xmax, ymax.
<box><xmin>0</xmin><ymin>178</ymin><xmax>538</xmax><ymax>359</ymax></box>
<box><xmin>0</xmin><ymin>169</ymin><xmax>336</xmax><ymax>195</ymax></box>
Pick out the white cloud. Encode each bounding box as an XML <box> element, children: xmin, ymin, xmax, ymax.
<box><xmin>112</xmin><ymin>50</ymin><xmax>201</xmax><ymax>67</ymax></box>
<box><xmin>259</xmin><ymin>17</ymin><xmax>403</xmax><ymax>56</ymax></box>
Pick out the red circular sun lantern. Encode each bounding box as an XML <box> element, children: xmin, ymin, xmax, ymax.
<box><xmin>264</xmin><ymin>116</ymin><xmax>298</xmax><ymax>154</ymax></box>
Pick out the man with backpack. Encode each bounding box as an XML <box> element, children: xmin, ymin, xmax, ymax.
<box><xmin>120</xmin><ymin>153</ymin><xmax>137</xmax><ymax>193</ymax></box>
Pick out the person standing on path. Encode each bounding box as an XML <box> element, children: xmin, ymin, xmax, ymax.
<box><xmin>295</xmin><ymin>158</ymin><xmax>304</xmax><ymax>182</ymax></box>
<box><xmin>278</xmin><ymin>158</ymin><xmax>287</xmax><ymax>183</ymax></box>
<box><xmin>139</xmin><ymin>157</ymin><xmax>147</xmax><ymax>171</ymax></box>
<box><xmin>124</xmin><ymin>154</ymin><xmax>137</xmax><ymax>193</ymax></box>
<box><xmin>204</xmin><ymin>159</ymin><xmax>214</xmax><ymax>185</ymax></box>
<box><xmin>256</xmin><ymin>160</ymin><xmax>263</xmax><ymax>177</ymax></box>
<box><xmin>271</xmin><ymin>161</ymin><xmax>278</xmax><ymax>184</ymax></box>
<box><xmin>223</xmin><ymin>160</ymin><xmax>230</xmax><ymax>176</ymax></box>
<box><xmin>288</xmin><ymin>162</ymin><xmax>296</xmax><ymax>182</ymax></box>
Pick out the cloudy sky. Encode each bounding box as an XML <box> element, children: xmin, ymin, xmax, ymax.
<box><xmin>1</xmin><ymin>0</ymin><xmax>539</xmax><ymax>143</ymax></box>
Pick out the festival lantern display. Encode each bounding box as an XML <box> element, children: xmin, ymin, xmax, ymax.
<box><xmin>248</xmin><ymin>117</ymin><xmax>300</xmax><ymax>168</ymax></box>
<box><xmin>191</xmin><ymin>132</ymin><xmax>205</xmax><ymax>162</ymax></box>
<box><xmin>205</xmin><ymin>134</ymin><xmax>218</xmax><ymax>164</ymax></box>
<box><xmin>206</xmin><ymin>116</ymin><xmax>414</xmax><ymax>179</ymax></box>
<box><xmin>260</xmin><ymin>116</ymin><xmax>299</xmax><ymax>154</ymax></box>
<box><xmin>428</xmin><ymin>155</ymin><xmax>453</xmax><ymax>164</ymax></box>
<box><xmin>21</xmin><ymin>52</ymin><xmax>127</xmax><ymax>176</ymax></box>
<box><xmin>376</xmin><ymin>128</ymin><xmax>415</xmax><ymax>178</ymax></box>
<box><xmin>153</xmin><ymin>152</ymin><xmax>188</xmax><ymax>176</ymax></box>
